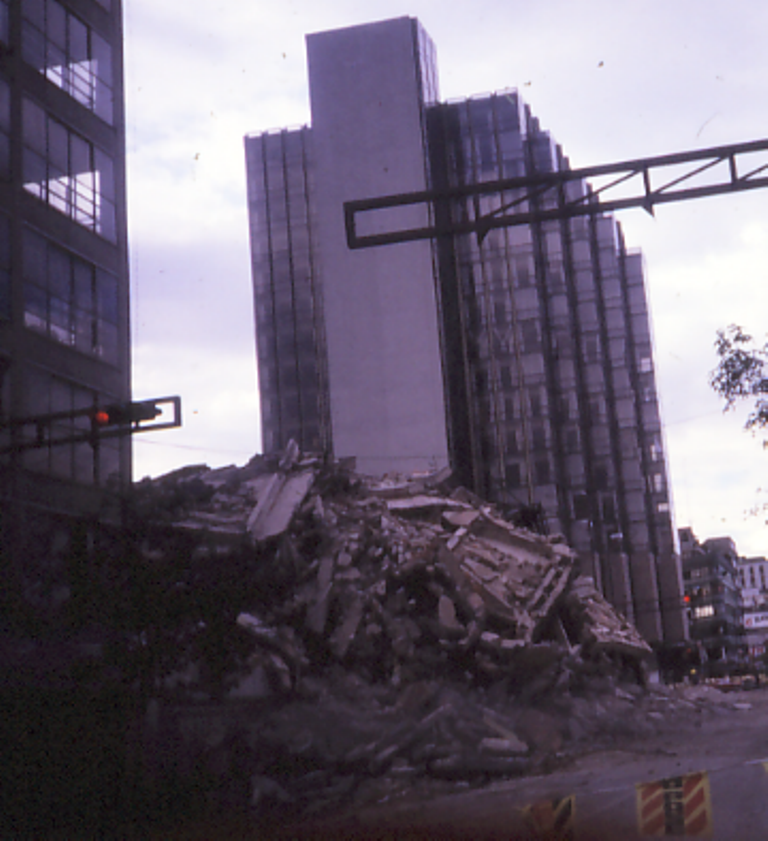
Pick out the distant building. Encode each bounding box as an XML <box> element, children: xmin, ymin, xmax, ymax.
<box><xmin>0</xmin><ymin>1</ymin><xmax>130</xmax><ymax>606</ymax></box>
<box><xmin>738</xmin><ymin>555</ymin><xmax>768</xmax><ymax>607</ymax></box>
<box><xmin>679</xmin><ymin>528</ymin><xmax>744</xmax><ymax>662</ymax></box>
<box><xmin>244</xmin><ymin>17</ymin><xmax>686</xmax><ymax>642</ymax></box>
<box><xmin>736</xmin><ymin>555</ymin><xmax>768</xmax><ymax>659</ymax></box>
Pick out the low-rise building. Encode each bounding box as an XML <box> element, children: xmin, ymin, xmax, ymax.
<box><xmin>679</xmin><ymin>528</ymin><xmax>744</xmax><ymax>665</ymax></box>
<box><xmin>737</xmin><ymin>555</ymin><xmax>768</xmax><ymax>659</ymax></box>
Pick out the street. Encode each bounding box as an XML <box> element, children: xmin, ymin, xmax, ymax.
<box><xmin>277</xmin><ymin>685</ymin><xmax>768</xmax><ymax>840</ymax></box>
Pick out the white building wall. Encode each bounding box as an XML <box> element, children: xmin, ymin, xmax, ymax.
<box><xmin>306</xmin><ymin>18</ymin><xmax>450</xmax><ymax>476</ymax></box>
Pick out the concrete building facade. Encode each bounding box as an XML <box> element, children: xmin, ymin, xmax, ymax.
<box><xmin>244</xmin><ymin>17</ymin><xmax>686</xmax><ymax>642</ymax></box>
<box><xmin>736</xmin><ymin>555</ymin><xmax>768</xmax><ymax>658</ymax></box>
<box><xmin>0</xmin><ymin>0</ymin><xmax>130</xmax><ymax>609</ymax></box>
<box><xmin>680</xmin><ymin>528</ymin><xmax>744</xmax><ymax>662</ymax></box>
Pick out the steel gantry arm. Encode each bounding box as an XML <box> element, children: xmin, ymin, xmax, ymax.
<box><xmin>0</xmin><ymin>396</ymin><xmax>182</xmax><ymax>455</ymax></box>
<box><xmin>344</xmin><ymin>138</ymin><xmax>768</xmax><ymax>249</ymax></box>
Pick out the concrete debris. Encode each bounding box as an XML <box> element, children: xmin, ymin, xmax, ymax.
<box><xmin>130</xmin><ymin>442</ymin><xmax>670</xmax><ymax>824</ymax></box>
<box><xmin>563</xmin><ymin>575</ymin><xmax>652</xmax><ymax>659</ymax></box>
<box><xmin>247</xmin><ymin>468</ymin><xmax>315</xmax><ymax>542</ymax></box>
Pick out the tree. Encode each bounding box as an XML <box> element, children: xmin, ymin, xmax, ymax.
<box><xmin>710</xmin><ymin>325</ymin><xmax>768</xmax><ymax>431</ymax></box>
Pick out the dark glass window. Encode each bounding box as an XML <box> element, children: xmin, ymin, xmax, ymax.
<box><xmin>22</xmin><ymin>227</ymin><xmax>118</xmax><ymax>362</ymax></box>
<box><xmin>0</xmin><ymin>214</ymin><xmax>10</xmax><ymax>320</ymax></box>
<box><xmin>532</xmin><ymin>426</ymin><xmax>547</xmax><ymax>452</ymax></box>
<box><xmin>0</xmin><ymin>1</ymin><xmax>9</xmax><ymax>44</ymax></box>
<box><xmin>594</xmin><ymin>464</ymin><xmax>609</xmax><ymax>490</ymax></box>
<box><xmin>20</xmin><ymin>369</ymin><xmax>119</xmax><ymax>485</ymax></box>
<box><xmin>22</xmin><ymin>98</ymin><xmax>116</xmax><ymax>240</ymax></box>
<box><xmin>573</xmin><ymin>493</ymin><xmax>590</xmax><ymax>520</ymax></box>
<box><xmin>0</xmin><ymin>76</ymin><xmax>9</xmax><ymax>177</ymax></box>
<box><xmin>521</xmin><ymin>320</ymin><xmax>540</xmax><ymax>354</ymax></box>
<box><xmin>21</xmin><ymin>0</ymin><xmax>114</xmax><ymax>123</ymax></box>
<box><xmin>505</xmin><ymin>462</ymin><xmax>521</xmax><ymax>488</ymax></box>
<box><xmin>534</xmin><ymin>459</ymin><xmax>550</xmax><ymax>485</ymax></box>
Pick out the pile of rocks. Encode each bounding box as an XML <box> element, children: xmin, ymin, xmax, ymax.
<box><xmin>127</xmin><ymin>445</ymin><xmax>661</xmax><ymax>823</ymax></box>
<box><xmin>133</xmin><ymin>444</ymin><xmax>651</xmax><ymax>694</ymax></box>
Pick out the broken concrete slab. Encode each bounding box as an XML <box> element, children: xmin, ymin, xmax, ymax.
<box><xmin>246</xmin><ymin>468</ymin><xmax>315</xmax><ymax>542</ymax></box>
<box><xmin>563</xmin><ymin>576</ymin><xmax>652</xmax><ymax>659</ymax></box>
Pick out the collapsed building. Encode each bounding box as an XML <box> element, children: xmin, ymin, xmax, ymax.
<box><xmin>108</xmin><ymin>445</ymin><xmax>702</xmax><ymax>826</ymax></box>
<box><xmin>136</xmin><ymin>443</ymin><xmax>652</xmax><ymax>692</ymax></box>
<box><xmin>3</xmin><ymin>444</ymin><xmax>739</xmax><ymax>837</ymax></box>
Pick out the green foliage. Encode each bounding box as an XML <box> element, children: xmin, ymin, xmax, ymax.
<box><xmin>710</xmin><ymin>325</ymin><xmax>768</xmax><ymax>430</ymax></box>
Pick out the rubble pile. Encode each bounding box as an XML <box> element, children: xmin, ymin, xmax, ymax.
<box><xmin>134</xmin><ymin>447</ymin><xmax>650</xmax><ymax>694</ymax></box>
<box><xmin>129</xmin><ymin>446</ymin><xmax>665</xmax><ymax>821</ymax></box>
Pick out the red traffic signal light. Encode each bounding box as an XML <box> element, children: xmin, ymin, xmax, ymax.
<box><xmin>91</xmin><ymin>401</ymin><xmax>161</xmax><ymax>427</ymax></box>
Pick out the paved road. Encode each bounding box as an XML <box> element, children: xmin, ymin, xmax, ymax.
<box><xmin>284</xmin><ymin>687</ymin><xmax>768</xmax><ymax>839</ymax></box>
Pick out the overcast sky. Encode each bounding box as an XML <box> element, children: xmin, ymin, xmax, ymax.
<box><xmin>123</xmin><ymin>0</ymin><xmax>768</xmax><ymax>557</ymax></box>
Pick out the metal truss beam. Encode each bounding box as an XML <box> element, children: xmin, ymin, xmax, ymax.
<box><xmin>344</xmin><ymin>138</ymin><xmax>768</xmax><ymax>249</ymax></box>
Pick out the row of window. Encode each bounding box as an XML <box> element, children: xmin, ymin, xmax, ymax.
<box><xmin>0</xmin><ymin>16</ymin><xmax>118</xmax><ymax>239</ymax></box>
<box><xmin>0</xmin><ymin>208</ymin><xmax>119</xmax><ymax>367</ymax></box>
<box><xmin>22</xmin><ymin>97</ymin><xmax>116</xmax><ymax>241</ymax></box>
<box><xmin>740</xmin><ymin>565</ymin><xmax>768</xmax><ymax>589</ymax></box>
<box><xmin>22</xmin><ymin>0</ymin><xmax>114</xmax><ymax>124</ymax></box>
<box><xmin>23</xmin><ymin>226</ymin><xmax>119</xmax><ymax>362</ymax></box>
<box><xmin>13</xmin><ymin>367</ymin><xmax>121</xmax><ymax>484</ymax></box>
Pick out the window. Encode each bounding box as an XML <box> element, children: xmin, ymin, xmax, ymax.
<box><xmin>584</xmin><ymin>334</ymin><xmax>600</xmax><ymax>362</ymax></box>
<box><xmin>21</xmin><ymin>369</ymin><xmax>120</xmax><ymax>484</ymax></box>
<box><xmin>515</xmin><ymin>257</ymin><xmax>531</xmax><ymax>288</ymax></box>
<box><xmin>505</xmin><ymin>462</ymin><xmax>521</xmax><ymax>488</ymax></box>
<box><xmin>0</xmin><ymin>1</ymin><xmax>8</xmax><ymax>44</ymax></box>
<box><xmin>22</xmin><ymin>227</ymin><xmax>119</xmax><ymax>362</ymax></box>
<box><xmin>594</xmin><ymin>465</ymin><xmax>609</xmax><ymax>490</ymax></box>
<box><xmin>602</xmin><ymin>494</ymin><xmax>617</xmax><ymax>524</ymax></box>
<box><xmin>534</xmin><ymin>459</ymin><xmax>550</xmax><ymax>485</ymax></box>
<box><xmin>23</xmin><ymin>98</ymin><xmax>116</xmax><ymax>240</ymax></box>
<box><xmin>22</xmin><ymin>0</ymin><xmax>113</xmax><ymax>123</ymax></box>
<box><xmin>0</xmin><ymin>75</ymin><xmax>9</xmax><ymax>178</ymax></box>
<box><xmin>0</xmin><ymin>213</ymin><xmax>9</xmax><ymax>321</ymax></box>
<box><xmin>520</xmin><ymin>320</ymin><xmax>540</xmax><ymax>354</ymax></box>
<box><xmin>694</xmin><ymin>605</ymin><xmax>714</xmax><ymax>619</ymax></box>
<box><xmin>573</xmin><ymin>493</ymin><xmax>590</xmax><ymax>521</ymax></box>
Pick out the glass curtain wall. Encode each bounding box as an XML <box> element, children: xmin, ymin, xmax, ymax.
<box><xmin>428</xmin><ymin>91</ymin><xmax>678</xmax><ymax>638</ymax></box>
<box><xmin>245</xmin><ymin>128</ymin><xmax>331</xmax><ymax>455</ymax></box>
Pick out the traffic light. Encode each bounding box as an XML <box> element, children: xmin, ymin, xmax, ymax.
<box><xmin>91</xmin><ymin>401</ymin><xmax>162</xmax><ymax>427</ymax></box>
<box><xmin>0</xmin><ymin>396</ymin><xmax>181</xmax><ymax>455</ymax></box>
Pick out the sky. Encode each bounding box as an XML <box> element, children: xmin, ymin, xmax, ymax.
<box><xmin>123</xmin><ymin>0</ymin><xmax>768</xmax><ymax>557</ymax></box>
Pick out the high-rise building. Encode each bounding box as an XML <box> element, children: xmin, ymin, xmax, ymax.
<box><xmin>245</xmin><ymin>17</ymin><xmax>686</xmax><ymax>642</ymax></box>
<box><xmin>0</xmin><ymin>0</ymin><xmax>130</xmax><ymax>592</ymax></box>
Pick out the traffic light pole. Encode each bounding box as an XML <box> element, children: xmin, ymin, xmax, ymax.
<box><xmin>0</xmin><ymin>396</ymin><xmax>182</xmax><ymax>455</ymax></box>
